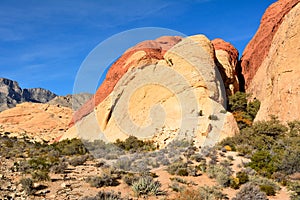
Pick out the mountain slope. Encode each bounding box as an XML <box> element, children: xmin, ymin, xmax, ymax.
<box><xmin>0</xmin><ymin>78</ymin><xmax>57</xmax><ymax>111</ymax></box>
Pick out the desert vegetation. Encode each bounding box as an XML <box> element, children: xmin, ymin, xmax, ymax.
<box><xmin>0</xmin><ymin>93</ymin><xmax>299</xmax><ymax>199</ymax></box>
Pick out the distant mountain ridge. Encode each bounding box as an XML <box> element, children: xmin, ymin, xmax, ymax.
<box><xmin>0</xmin><ymin>77</ymin><xmax>93</xmax><ymax>112</ymax></box>
<box><xmin>0</xmin><ymin>77</ymin><xmax>57</xmax><ymax>112</ymax></box>
<box><xmin>48</xmin><ymin>93</ymin><xmax>93</xmax><ymax>111</ymax></box>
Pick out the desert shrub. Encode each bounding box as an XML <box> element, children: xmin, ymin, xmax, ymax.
<box><xmin>31</xmin><ymin>170</ymin><xmax>50</xmax><ymax>181</ymax></box>
<box><xmin>198</xmin><ymin>186</ymin><xmax>228</xmax><ymax>200</ymax></box>
<box><xmin>208</xmin><ymin>114</ymin><xmax>219</xmax><ymax>120</ymax></box>
<box><xmin>249</xmin><ymin>175</ymin><xmax>280</xmax><ymax>192</ymax></box>
<box><xmin>183</xmin><ymin>146</ymin><xmax>197</xmax><ymax>159</ymax></box>
<box><xmin>81</xmin><ymin>191</ymin><xmax>123</xmax><ymax>200</ymax></box>
<box><xmin>69</xmin><ymin>155</ymin><xmax>89</xmax><ymax>166</ymax></box>
<box><xmin>52</xmin><ymin>138</ymin><xmax>87</xmax><ymax>155</ymax></box>
<box><xmin>228</xmin><ymin>92</ymin><xmax>260</xmax><ymax>129</ymax></box>
<box><xmin>218</xmin><ymin>138</ymin><xmax>236</xmax><ymax>151</ymax></box>
<box><xmin>177</xmin><ymin>186</ymin><xmax>228</xmax><ymax>200</ymax></box>
<box><xmin>131</xmin><ymin>160</ymin><xmax>150</xmax><ymax>173</ymax></box>
<box><xmin>230</xmin><ymin>171</ymin><xmax>249</xmax><ymax>189</ymax></box>
<box><xmin>131</xmin><ymin>176</ymin><xmax>164</xmax><ymax>196</ymax></box>
<box><xmin>169</xmin><ymin>182</ymin><xmax>185</xmax><ymax>192</ymax></box>
<box><xmin>105</xmin><ymin>153</ymin><xmax>119</xmax><ymax>160</ymax></box>
<box><xmin>122</xmin><ymin>173</ymin><xmax>140</xmax><ymax>186</ymax></box>
<box><xmin>219</xmin><ymin>118</ymin><xmax>300</xmax><ymax>178</ymax></box>
<box><xmin>207</xmin><ymin>165</ymin><xmax>232</xmax><ymax>187</ymax></box>
<box><xmin>236</xmin><ymin>171</ymin><xmax>249</xmax><ymax>184</ymax></box>
<box><xmin>114</xmin><ymin>136</ymin><xmax>156</xmax><ymax>152</ymax></box>
<box><xmin>86</xmin><ymin>171</ymin><xmax>119</xmax><ymax>188</ymax></box>
<box><xmin>20</xmin><ymin>177</ymin><xmax>35</xmax><ymax>195</ymax></box>
<box><xmin>167</xmin><ymin>139</ymin><xmax>192</xmax><ymax>149</ymax></box>
<box><xmin>159</xmin><ymin>157</ymin><xmax>170</xmax><ymax>166</ymax></box>
<box><xmin>191</xmin><ymin>153</ymin><xmax>204</xmax><ymax>162</ymax></box>
<box><xmin>50</xmin><ymin>161</ymin><xmax>68</xmax><ymax>174</ymax></box>
<box><xmin>220</xmin><ymin>159</ymin><xmax>232</xmax><ymax>167</ymax></box>
<box><xmin>220</xmin><ymin>110</ymin><xmax>227</xmax><ymax>114</ymax></box>
<box><xmin>28</xmin><ymin>157</ymin><xmax>51</xmax><ymax>172</ymax></box>
<box><xmin>288</xmin><ymin>181</ymin><xmax>300</xmax><ymax>200</ymax></box>
<box><xmin>230</xmin><ymin>177</ymin><xmax>240</xmax><ymax>189</ymax></box>
<box><xmin>170</xmin><ymin>177</ymin><xmax>189</xmax><ymax>185</ymax></box>
<box><xmin>277</xmin><ymin>133</ymin><xmax>300</xmax><ymax>175</ymax></box>
<box><xmin>249</xmin><ymin>150</ymin><xmax>277</xmax><ymax>178</ymax></box>
<box><xmin>196</xmin><ymin>160</ymin><xmax>207</xmax><ymax>172</ymax></box>
<box><xmin>114</xmin><ymin>156</ymin><xmax>132</xmax><ymax>171</ymax></box>
<box><xmin>13</xmin><ymin>160</ymin><xmax>31</xmax><ymax>173</ymax></box>
<box><xmin>259</xmin><ymin>184</ymin><xmax>276</xmax><ymax>196</ymax></box>
<box><xmin>229</xmin><ymin>92</ymin><xmax>247</xmax><ymax>112</ymax></box>
<box><xmin>227</xmin><ymin>155</ymin><xmax>234</xmax><ymax>161</ymax></box>
<box><xmin>232</xmin><ymin>182</ymin><xmax>268</xmax><ymax>200</ymax></box>
<box><xmin>167</xmin><ymin>160</ymin><xmax>188</xmax><ymax>176</ymax></box>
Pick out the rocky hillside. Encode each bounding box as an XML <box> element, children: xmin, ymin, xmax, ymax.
<box><xmin>64</xmin><ymin>35</ymin><xmax>240</xmax><ymax>147</ymax></box>
<box><xmin>0</xmin><ymin>78</ymin><xmax>57</xmax><ymax>112</ymax></box>
<box><xmin>48</xmin><ymin>93</ymin><xmax>93</xmax><ymax>111</ymax></box>
<box><xmin>0</xmin><ymin>102</ymin><xmax>72</xmax><ymax>142</ymax></box>
<box><xmin>240</xmin><ymin>0</ymin><xmax>300</xmax><ymax>122</ymax></box>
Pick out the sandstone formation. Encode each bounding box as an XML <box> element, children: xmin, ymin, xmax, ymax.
<box><xmin>70</xmin><ymin>36</ymin><xmax>182</xmax><ymax>126</ymax></box>
<box><xmin>0</xmin><ymin>102</ymin><xmax>72</xmax><ymax>142</ymax></box>
<box><xmin>212</xmin><ymin>38</ymin><xmax>239</xmax><ymax>96</ymax></box>
<box><xmin>48</xmin><ymin>93</ymin><xmax>93</xmax><ymax>110</ymax></box>
<box><xmin>63</xmin><ymin>35</ymin><xmax>239</xmax><ymax>147</ymax></box>
<box><xmin>0</xmin><ymin>78</ymin><xmax>57</xmax><ymax>112</ymax></box>
<box><xmin>240</xmin><ymin>0</ymin><xmax>300</xmax><ymax>89</ymax></box>
<box><xmin>245</xmin><ymin>1</ymin><xmax>300</xmax><ymax>122</ymax></box>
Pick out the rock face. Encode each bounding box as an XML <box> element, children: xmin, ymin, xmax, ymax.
<box><xmin>212</xmin><ymin>38</ymin><xmax>240</xmax><ymax>96</ymax></box>
<box><xmin>48</xmin><ymin>93</ymin><xmax>93</xmax><ymax>111</ymax></box>
<box><xmin>63</xmin><ymin>35</ymin><xmax>239</xmax><ymax>147</ymax></box>
<box><xmin>241</xmin><ymin>0</ymin><xmax>300</xmax><ymax>122</ymax></box>
<box><xmin>0</xmin><ymin>78</ymin><xmax>57</xmax><ymax>112</ymax></box>
<box><xmin>0</xmin><ymin>102</ymin><xmax>72</xmax><ymax>142</ymax></box>
<box><xmin>70</xmin><ymin>36</ymin><xmax>182</xmax><ymax>126</ymax></box>
<box><xmin>240</xmin><ymin>0</ymin><xmax>300</xmax><ymax>88</ymax></box>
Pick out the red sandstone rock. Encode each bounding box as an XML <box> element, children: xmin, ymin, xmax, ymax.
<box><xmin>212</xmin><ymin>38</ymin><xmax>240</xmax><ymax>95</ymax></box>
<box><xmin>212</xmin><ymin>38</ymin><xmax>239</xmax><ymax>65</ymax></box>
<box><xmin>70</xmin><ymin>36</ymin><xmax>182</xmax><ymax>126</ymax></box>
<box><xmin>240</xmin><ymin>0</ymin><xmax>300</xmax><ymax>88</ymax></box>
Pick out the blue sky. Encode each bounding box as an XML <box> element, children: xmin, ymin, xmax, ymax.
<box><xmin>0</xmin><ymin>0</ymin><xmax>276</xmax><ymax>95</ymax></box>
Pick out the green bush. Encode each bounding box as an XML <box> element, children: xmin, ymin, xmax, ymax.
<box><xmin>114</xmin><ymin>136</ymin><xmax>156</xmax><ymax>152</ymax></box>
<box><xmin>52</xmin><ymin>138</ymin><xmax>87</xmax><ymax>155</ymax></box>
<box><xmin>232</xmin><ymin>182</ymin><xmax>268</xmax><ymax>200</ymax></box>
<box><xmin>228</xmin><ymin>92</ymin><xmax>260</xmax><ymax>129</ymax></box>
<box><xmin>207</xmin><ymin>165</ymin><xmax>232</xmax><ymax>187</ymax></box>
<box><xmin>31</xmin><ymin>170</ymin><xmax>50</xmax><ymax>181</ymax></box>
<box><xmin>131</xmin><ymin>176</ymin><xmax>164</xmax><ymax>196</ymax></box>
<box><xmin>249</xmin><ymin>150</ymin><xmax>277</xmax><ymax>178</ymax></box>
<box><xmin>249</xmin><ymin>175</ymin><xmax>280</xmax><ymax>195</ymax></box>
<box><xmin>288</xmin><ymin>181</ymin><xmax>300</xmax><ymax>200</ymax></box>
<box><xmin>28</xmin><ymin>157</ymin><xmax>51</xmax><ymax>172</ymax></box>
<box><xmin>177</xmin><ymin>186</ymin><xmax>228</xmax><ymax>200</ymax></box>
<box><xmin>260</xmin><ymin>184</ymin><xmax>276</xmax><ymax>196</ymax></box>
<box><xmin>20</xmin><ymin>177</ymin><xmax>35</xmax><ymax>195</ymax></box>
<box><xmin>122</xmin><ymin>173</ymin><xmax>140</xmax><ymax>186</ymax></box>
<box><xmin>208</xmin><ymin>114</ymin><xmax>219</xmax><ymax>120</ymax></box>
<box><xmin>69</xmin><ymin>155</ymin><xmax>89</xmax><ymax>166</ymax></box>
<box><xmin>167</xmin><ymin>161</ymin><xmax>188</xmax><ymax>176</ymax></box>
<box><xmin>81</xmin><ymin>191</ymin><xmax>123</xmax><ymax>200</ymax></box>
<box><xmin>229</xmin><ymin>92</ymin><xmax>247</xmax><ymax>112</ymax></box>
<box><xmin>50</xmin><ymin>161</ymin><xmax>68</xmax><ymax>174</ymax></box>
<box><xmin>169</xmin><ymin>182</ymin><xmax>185</xmax><ymax>192</ymax></box>
<box><xmin>85</xmin><ymin>170</ymin><xmax>120</xmax><ymax>188</ymax></box>
<box><xmin>236</xmin><ymin>171</ymin><xmax>249</xmax><ymax>184</ymax></box>
<box><xmin>198</xmin><ymin>186</ymin><xmax>228</xmax><ymax>200</ymax></box>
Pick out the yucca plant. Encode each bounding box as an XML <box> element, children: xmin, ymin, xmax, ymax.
<box><xmin>131</xmin><ymin>176</ymin><xmax>164</xmax><ymax>196</ymax></box>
